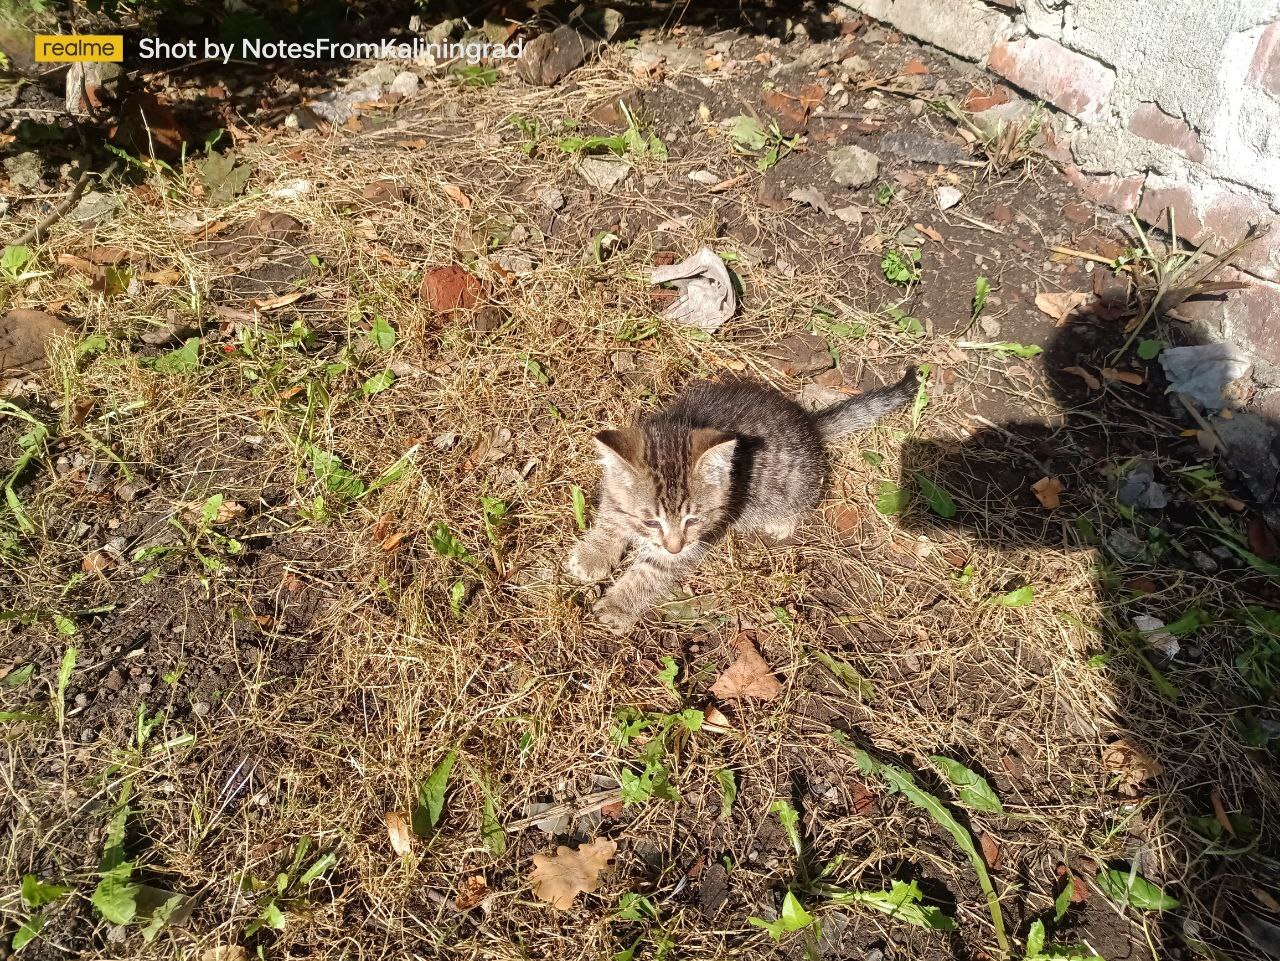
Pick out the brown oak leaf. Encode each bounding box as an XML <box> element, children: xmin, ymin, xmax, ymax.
<box><xmin>529</xmin><ymin>837</ymin><xmax>618</xmax><ymax>910</ymax></box>
<box><xmin>1031</xmin><ymin>476</ymin><xmax>1064</xmax><ymax>509</ymax></box>
<box><xmin>710</xmin><ymin>633</ymin><xmax>783</xmax><ymax>701</ymax></box>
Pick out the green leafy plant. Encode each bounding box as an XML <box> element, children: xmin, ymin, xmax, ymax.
<box><xmin>1095</xmin><ymin>866</ymin><xmax>1178</xmax><ymax>911</ymax></box>
<box><xmin>875</xmin><ymin>480</ymin><xmax>911</xmax><ymax>516</ymax></box>
<box><xmin>13</xmin><ymin>874</ymin><xmax>72</xmax><ymax>951</ymax></box>
<box><xmin>993</xmin><ymin>585</ymin><xmax>1034</xmax><ymax>608</ymax></box>
<box><xmin>914</xmin><ymin>473</ymin><xmax>957</xmax><ymax>519</ymax></box>
<box><xmin>560</xmin><ymin>103</ymin><xmax>667</xmax><ymax>161</ymax></box>
<box><xmin>911</xmin><ymin>363</ymin><xmax>932</xmax><ymax>428</ymax></box>
<box><xmin>723</xmin><ymin>114</ymin><xmax>798</xmax><ymax>171</ymax></box>
<box><xmin>956</xmin><ymin>341</ymin><xmax>1043</xmax><ymax>359</ymax></box>
<box><xmin>874</xmin><ymin>183</ymin><xmax>895</xmax><ymax>206</ymax></box>
<box><xmin>572</xmin><ymin>486</ymin><xmax>589</xmax><ymax>530</ymax></box>
<box><xmin>242</xmin><ymin>836</ymin><xmax>337</xmax><ymax>937</ymax></box>
<box><xmin>480</xmin><ymin>785</ymin><xmax>506</xmax><ymax>857</ymax></box>
<box><xmin>716</xmin><ymin>769</ymin><xmax>737</xmax><ymax>820</ymax></box>
<box><xmin>819</xmin><ymin>879</ymin><xmax>955</xmax><ymax>930</ymax></box>
<box><xmin>749</xmin><ymin>890</ymin><xmax>818</xmax><ymax>941</ymax></box>
<box><xmin>770</xmin><ymin>799</ymin><xmax>803</xmax><ymax>858</ymax></box>
<box><xmin>812</xmin><ymin>650</ymin><xmax>875</xmax><ymax>701</ymax></box>
<box><xmin>882</xmin><ymin>248</ymin><xmax>922</xmax><ymax>285</ymax></box>
<box><xmin>611</xmin><ymin>707</ymin><xmax>702</xmax><ymax>806</ymax></box>
<box><xmin>1</xmin><ymin>245</ymin><xmax>48</xmax><ymax>283</ymax></box>
<box><xmin>450</xmin><ymin>63</ymin><xmax>498</xmax><ymax>86</ymax></box>
<box><xmin>151</xmin><ymin>337</ymin><xmax>201</xmax><ymax>375</ymax></box>
<box><xmin>53</xmin><ymin>646</ymin><xmax>76</xmax><ymax>732</ymax></box>
<box><xmin>412</xmin><ymin>750</ymin><xmax>457</xmax><ymax>836</ymax></box>
<box><xmin>368</xmin><ymin>315</ymin><xmax>396</xmax><ymax>350</ymax></box>
<box><xmin>972</xmin><ymin>276</ymin><xmax>991</xmax><ymax>319</ymax></box>
<box><xmin>1023</xmin><ymin>919</ymin><xmax>1103</xmax><ymax>960</ymax></box>
<box><xmin>847</xmin><ymin>742</ymin><xmax>1009</xmax><ymax>955</ymax></box>
<box><xmin>930</xmin><ymin>756</ymin><xmax>1005</xmax><ymax>813</ymax></box>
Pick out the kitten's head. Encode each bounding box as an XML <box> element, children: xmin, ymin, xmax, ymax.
<box><xmin>593</xmin><ymin>426</ymin><xmax>737</xmax><ymax>556</ymax></box>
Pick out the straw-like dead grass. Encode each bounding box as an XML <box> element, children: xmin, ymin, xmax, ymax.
<box><xmin>2</xmin><ymin>45</ymin><xmax>1276</xmax><ymax>961</ymax></box>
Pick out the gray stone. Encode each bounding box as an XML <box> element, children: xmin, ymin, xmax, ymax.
<box><xmin>3</xmin><ymin>152</ymin><xmax>43</xmax><ymax>190</ymax></box>
<box><xmin>1212</xmin><ymin>411</ymin><xmax>1280</xmax><ymax>502</ymax></box>
<box><xmin>576</xmin><ymin>156</ymin><xmax>631</xmax><ymax>192</ymax></box>
<box><xmin>517</xmin><ymin>26</ymin><xmax>588</xmax><ymax>85</ymax></box>
<box><xmin>388</xmin><ymin>70</ymin><xmax>420</xmax><ymax>98</ymax></box>
<box><xmin>827</xmin><ymin>144</ymin><xmax>880</xmax><ymax>188</ymax></box>
<box><xmin>881</xmin><ymin>129</ymin><xmax>970</xmax><ymax>165</ymax></box>
<box><xmin>352</xmin><ymin>62</ymin><xmax>400</xmax><ymax>89</ymax></box>
<box><xmin>632</xmin><ymin>39</ymin><xmax>704</xmax><ymax>72</ymax></box>
<box><xmin>1117</xmin><ymin>460</ymin><xmax>1169</xmax><ymax>509</ymax></box>
<box><xmin>535</xmin><ymin>186</ymin><xmax>565</xmax><ymax>211</ymax></box>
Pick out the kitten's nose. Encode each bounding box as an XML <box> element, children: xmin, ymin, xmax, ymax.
<box><xmin>663</xmin><ymin>534</ymin><xmax>683</xmax><ymax>554</ymax></box>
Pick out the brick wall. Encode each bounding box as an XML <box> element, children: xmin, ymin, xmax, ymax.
<box><xmin>840</xmin><ymin>0</ymin><xmax>1280</xmax><ymax>381</ymax></box>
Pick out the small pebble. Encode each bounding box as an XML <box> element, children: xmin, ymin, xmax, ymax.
<box><xmin>192</xmin><ymin>701</ymin><xmax>211</xmax><ymax>717</ymax></box>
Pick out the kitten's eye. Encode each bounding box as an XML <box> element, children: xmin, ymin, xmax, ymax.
<box><xmin>683</xmin><ymin>516</ymin><xmax>700</xmax><ymax>527</ymax></box>
<box><xmin>643</xmin><ymin>520</ymin><xmax>662</xmax><ymax>530</ymax></box>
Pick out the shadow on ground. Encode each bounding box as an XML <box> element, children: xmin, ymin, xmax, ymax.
<box><xmin>899</xmin><ymin>318</ymin><xmax>1280</xmax><ymax>960</ymax></box>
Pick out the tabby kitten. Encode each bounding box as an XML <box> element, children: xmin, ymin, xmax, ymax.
<box><xmin>567</xmin><ymin>367</ymin><xmax>919</xmax><ymax>632</ymax></box>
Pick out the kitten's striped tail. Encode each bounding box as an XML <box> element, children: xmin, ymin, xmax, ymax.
<box><xmin>813</xmin><ymin>366</ymin><xmax>920</xmax><ymax>441</ymax></box>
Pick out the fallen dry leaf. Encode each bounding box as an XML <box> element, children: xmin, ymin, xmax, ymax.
<box><xmin>979</xmin><ymin>832</ymin><xmax>1001</xmax><ymax>868</ymax></box>
<box><xmin>440</xmin><ymin>183</ymin><xmax>472</xmax><ymax>209</ymax></box>
<box><xmin>710</xmin><ymin>633</ymin><xmax>783</xmax><ymax>701</ymax></box>
<box><xmin>903</xmin><ymin>59</ymin><xmax>930</xmax><ymax>75</ymax></box>
<box><xmin>528</xmin><ymin>837</ymin><xmax>617</xmax><ymax>910</ymax></box>
<box><xmin>182</xmin><ymin>499</ymin><xmax>245</xmax><ymax>525</ymax></box>
<box><xmin>396</xmin><ymin>138</ymin><xmax>429</xmax><ymax>149</ymax></box>
<box><xmin>1210</xmin><ymin>788</ymin><xmax>1236</xmax><ymax>837</ymax></box>
<box><xmin>1034</xmin><ymin>291</ymin><xmax>1093</xmax><ymax>325</ymax></box>
<box><xmin>831</xmin><ymin>505</ymin><xmax>862</xmax><ymax>533</ymax></box>
<box><xmin>1103</xmin><ymin>737</ymin><xmax>1163</xmax><ymax>796</ymax></box>
<box><xmin>1055</xmin><ymin>864</ymin><xmax>1089</xmax><ymax>904</ymax></box>
<box><xmin>1248</xmin><ymin>515</ymin><xmax>1280</xmax><ymax>560</ymax></box>
<box><xmin>421</xmin><ymin>265</ymin><xmax>485</xmax><ymax>315</ymax></box>
<box><xmin>1031</xmin><ymin>476</ymin><xmax>1063</xmax><ymax>509</ymax></box>
<box><xmin>81</xmin><ymin>550</ymin><xmax>115</xmax><ymax>575</ymax></box>
<box><xmin>455</xmin><ymin>873</ymin><xmax>488</xmax><ymax>910</ymax></box>
<box><xmin>253</xmin><ymin>290</ymin><xmax>306</xmax><ymax>312</ymax></box>
<box><xmin>385</xmin><ymin>811</ymin><xmax>412</xmax><ymax>856</ymax></box>
<box><xmin>914</xmin><ymin>223</ymin><xmax>943</xmax><ymax>242</ymax></box>
<box><xmin>142</xmin><ymin>268</ymin><xmax>184</xmax><ymax>285</ymax></box>
<box><xmin>1000</xmin><ymin>755</ymin><xmax>1028</xmax><ymax>781</ymax></box>
<box><xmin>201</xmin><ymin>948</ymin><xmax>247</xmax><ymax>961</ymax></box>
<box><xmin>702</xmin><ymin>705</ymin><xmax>732</xmax><ymax>733</ymax></box>
<box><xmin>380</xmin><ymin>531</ymin><xmax>409</xmax><ymax>552</ymax></box>
<box><xmin>851</xmin><ymin>780</ymin><xmax>878</xmax><ymax>817</ymax></box>
<box><xmin>1101</xmin><ymin>367</ymin><xmax>1145</xmax><ymax>386</ymax></box>
<box><xmin>1061</xmin><ymin>366</ymin><xmax>1102</xmax><ymax>390</ymax></box>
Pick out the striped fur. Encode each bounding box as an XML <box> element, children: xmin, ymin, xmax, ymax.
<box><xmin>568</xmin><ymin>367</ymin><xmax>919</xmax><ymax>632</ymax></box>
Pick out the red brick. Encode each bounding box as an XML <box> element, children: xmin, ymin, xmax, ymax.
<box><xmin>1136</xmin><ymin>184</ymin><xmax>1205</xmax><ymax>238</ymax></box>
<box><xmin>1063</xmin><ymin>164</ymin><xmax>1145</xmax><ymax>214</ymax></box>
<box><xmin>988</xmin><ymin>36</ymin><xmax>1115</xmax><ymax>122</ymax></box>
<box><xmin>1126</xmin><ymin>102</ymin><xmax>1205</xmax><ymax>163</ymax></box>
<box><xmin>1203</xmin><ymin>189</ymin><xmax>1280</xmax><ymax>281</ymax></box>
<box><xmin>1249</xmin><ymin>22</ymin><xmax>1280</xmax><ymax>97</ymax></box>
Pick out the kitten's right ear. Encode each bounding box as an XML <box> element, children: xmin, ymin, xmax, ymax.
<box><xmin>593</xmin><ymin>428</ymin><xmax>645</xmax><ymax>474</ymax></box>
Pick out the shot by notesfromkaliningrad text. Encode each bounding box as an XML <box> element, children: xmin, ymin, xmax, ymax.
<box><xmin>136</xmin><ymin>36</ymin><xmax>522</xmax><ymax>65</ymax></box>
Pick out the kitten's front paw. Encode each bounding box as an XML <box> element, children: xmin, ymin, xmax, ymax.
<box><xmin>592</xmin><ymin>595</ymin><xmax>639</xmax><ymax>634</ymax></box>
<box><xmin>566</xmin><ymin>543</ymin><xmax>612</xmax><ymax>584</ymax></box>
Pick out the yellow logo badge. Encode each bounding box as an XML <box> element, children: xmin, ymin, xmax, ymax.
<box><xmin>34</xmin><ymin>35</ymin><xmax>124</xmax><ymax>63</ymax></box>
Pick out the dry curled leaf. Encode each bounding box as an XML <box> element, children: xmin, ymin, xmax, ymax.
<box><xmin>528</xmin><ymin>837</ymin><xmax>618</xmax><ymax>910</ymax></box>
<box><xmin>710</xmin><ymin>633</ymin><xmax>783</xmax><ymax>701</ymax></box>
<box><xmin>440</xmin><ymin>183</ymin><xmax>472</xmax><ymax>209</ymax></box>
<box><xmin>253</xmin><ymin>290</ymin><xmax>306</xmax><ymax>312</ymax></box>
<box><xmin>914</xmin><ymin>223</ymin><xmax>943</xmax><ymax>242</ymax></box>
<box><xmin>979</xmin><ymin>832</ymin><xmax>1002</xmax><ymax>868</ymax></box>
<box><xmin>1103</xmin><ymin>737</ymin><xmax>1163</xmax><ymax>796</ymax></box>
<box><xmin>702</xmin><ymin>705</ymin><xmax>733</xmax><ymax>733</ymax></box>
<box><xmin>455</xmin><ymin>873</ymin><xmax>488</xmax><ymax>910</ymax></box>
<box><xmin>1031</xmin><ymin>476</ymin><xmax>1063</xmax><ymax>509</ymax></box>
<box><xmin>1101</xmin><ymin>367</ymin><xmax>1144</xmax><ymax>386</ymax></box>
<box><xmin>1034</xmin><ymin>291</ymin><xmax>1092</xmax><ymax>325</ymax></box>
<box><xmin>385</xmin><ymin>811</ymin><xmax>412</xmax><ymax>856</ymax></box>
<box><xmin>1056</xmin><ymin>863</ymin><xmax>1089</xmax><ymax>904</ymax></box>
<box><xmin>1061</xmin><ymin>366</ymin><xmax>1102</xmax><ymax>390</ymax></box>
<box><xmin>81</xmin><ymin>549</ymin><xmax>115</xmax><ymax>575</ymax></box>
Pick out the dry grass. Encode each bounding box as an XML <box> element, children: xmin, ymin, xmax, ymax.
<box><xmin>1</xmin><ymin>47</ymin><xmax>1276</xmax><ymax>961</ymax></box>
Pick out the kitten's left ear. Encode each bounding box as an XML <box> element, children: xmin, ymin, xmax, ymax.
<box><xmin>691</xmin><ymin>429</ymin><xmax>737</xmax><ymax>485</ymax></box>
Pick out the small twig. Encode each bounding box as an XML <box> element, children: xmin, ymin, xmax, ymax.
<box><xmin>504</xmin><ymin>789</ymin><xmax>621</xmax><ymax>830</ymax></box>
<box><xmin>1175</xmin><ymin>393</ymin><xmax>1226</xmax><ymax>453</ymax></box>
<box><xmin>9</xmin><ymin>162</ymin><xmax>116</xmax><ymax>247</ymax></box>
